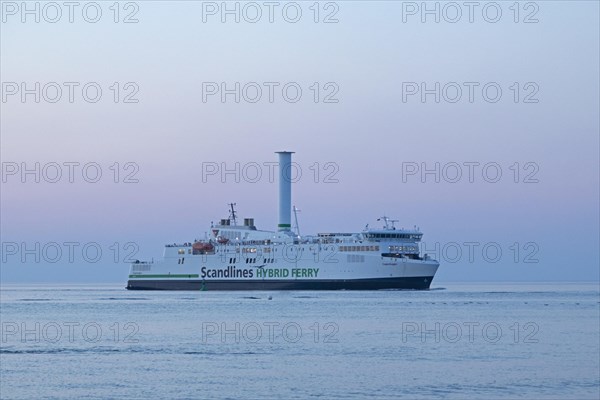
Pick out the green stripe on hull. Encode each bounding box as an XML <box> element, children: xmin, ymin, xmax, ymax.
<box><xmin>129</xmin><ymin>274</ymin><xmax>199</xmax><ymax>279</ymax></box>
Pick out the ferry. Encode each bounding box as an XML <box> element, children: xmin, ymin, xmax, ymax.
<box><xmin>126</xmin><ymin>152</ymin><xmax>440</xmax><ymax>290</ymax></box>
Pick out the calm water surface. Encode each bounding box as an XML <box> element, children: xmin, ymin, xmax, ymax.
<box><xmin>1</xmin><ymin>282</ymin><xmax>598</xmax><ymax>399</ymax></box>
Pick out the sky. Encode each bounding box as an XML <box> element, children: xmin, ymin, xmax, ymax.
<box><xmin>0</xmin><ymin>1</ymin><xmax>598</xmax><ymax>283</ymax></box>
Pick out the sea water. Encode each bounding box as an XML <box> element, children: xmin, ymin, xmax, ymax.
<box><xmin>1</xmin><ymin>283</ymin><xmax>598</xmax><ymax>399</ymax></box>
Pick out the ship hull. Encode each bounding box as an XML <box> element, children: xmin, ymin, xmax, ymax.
<box><xmin>126</xmin><ymin>276</ymin><xmax>435</xmax><ymax>291</ymax></box>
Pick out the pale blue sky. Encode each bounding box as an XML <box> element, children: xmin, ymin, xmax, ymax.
<box><xmin>1</xmin><ymin>1</ymin><xmax>598</xmax><ymax>283</ymax></box>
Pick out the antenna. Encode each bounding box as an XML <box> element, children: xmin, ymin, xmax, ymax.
<box><xmin>293</xmin><ymin>205</ymin><xmax>301</xmax><ymax>237</ymax></box>
<box><xmin>378</xmin><ymin>216</ymin><xmax>390</xmax><ymax>229</ymax></box>
<box><xmin>228</xmin><ymin>203</ymin><xmax>237</xmax><ymax>226</ymax></box>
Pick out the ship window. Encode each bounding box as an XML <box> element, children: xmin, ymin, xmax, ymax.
<box><xmin>178</xmin><ymin>249</ymin><xmax>185</xmax><ymax>254</ymax></box>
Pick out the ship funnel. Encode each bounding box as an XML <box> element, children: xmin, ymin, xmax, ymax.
<box><xmin>276</xmin><ymin>151</ymin><xmax>294</xmax><ymax>232</ymax></box>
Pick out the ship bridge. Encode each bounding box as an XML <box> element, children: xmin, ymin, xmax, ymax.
<box><xmin>362</xmin><ymin>215</ymin><xmax>423</xmax><ymax>242</ymax></box>
<box><xmin>364</xmin><ymin>231</ymin><xmax>423</xmax><ymax>242</ymax></box>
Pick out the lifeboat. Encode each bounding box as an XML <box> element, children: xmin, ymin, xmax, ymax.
<box><xmin>192</xmin><ymin>241</ymin><xmax>214</xmax><ymax>254</ymax></box>
<box><xmin>217</xmin><ymin>236</ymin><xmax>229</xmax><ymax>244</ymax></box>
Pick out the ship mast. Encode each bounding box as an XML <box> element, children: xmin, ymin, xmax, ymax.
<box><xmin>228</xmin><ymin>202</ymin><xmax>238</xmax><ymax>226</ymax></box>
<box><xmin>378</xmin><ymin>216</ymin><xmax>398</xmax><ymax>230</ymax></box>
<box><xmin>293</xmin><ymin>205</ymin><xmax>301</xmax><ymax>237</ymax></box>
